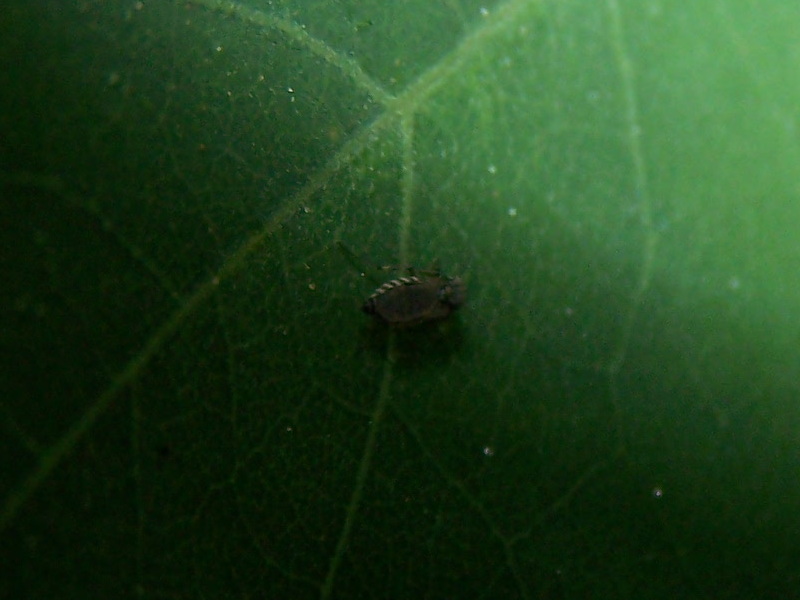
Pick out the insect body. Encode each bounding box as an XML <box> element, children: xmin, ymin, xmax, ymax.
<box><xmin>362</xmin><ymin>272</ymin><xmax>466</xmax><ymax>328</ymax></box>
<box><xmin>336</xmin><ymin>242</ymin><xmax>466</xmax><ymax>328</ymax></box>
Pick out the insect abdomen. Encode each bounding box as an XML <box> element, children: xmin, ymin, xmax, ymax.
<box><xmin>363</xmin><ymin>276</ymin><xmax>462</xmax><ymax>327</ymax></box>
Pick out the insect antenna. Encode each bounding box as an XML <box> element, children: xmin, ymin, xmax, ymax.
<box><xmin>378</xmin><ymin>258</ymin><xmax>440</xmax><ymax>278</ymax></box>
<box><xmin>337</xmin><ymin>241</ymin><xmax>444</xmax><ymax>280</ymax></box>
<box><xmin>335</xmin><ymin>241</ymin><xmax>383</xmax><ymax>285</ymax></box>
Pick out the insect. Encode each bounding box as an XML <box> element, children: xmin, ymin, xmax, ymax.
<box><xmin>338</xmin><ymin>242</ymin><xmax>466</xmax><ymax>328</ymax></box>
<box><xmin>362</xmin><ymin>270</ymin><xmax>466</xmax><ymax>327</ymax></box>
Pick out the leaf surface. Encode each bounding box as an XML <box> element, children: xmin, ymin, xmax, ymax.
<box><xmin>2</xmin><ymin>0</ymin><xmax>799</xmax><ymax>597</ymax></box>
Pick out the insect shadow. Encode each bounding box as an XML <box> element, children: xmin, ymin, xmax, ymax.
<box><xmin>337</xmin><ymin>241</ymin><xmax>466</xmax><ymax>366</ymax></box>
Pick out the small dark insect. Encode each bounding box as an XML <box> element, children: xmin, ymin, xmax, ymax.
<box><xmin>362</xmin><ymin>270</ymin><xmax>466</xmax><ymax>327</ymax></box>
<box><xmin>337</xmin><ymin>242</ymin><xmax>466</xmax><ymax>328</ymax></box>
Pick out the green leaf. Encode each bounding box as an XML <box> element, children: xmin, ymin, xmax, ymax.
<box><xmin>2</xmin><ymin>0</ymin><xmax>799</xmax><ymax>597</ymax></box>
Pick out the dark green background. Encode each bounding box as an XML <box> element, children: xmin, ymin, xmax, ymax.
<box><xmin>2</xmin><ymin>0</ymin><xmax>799</xmax><ymax>598</ymax></box>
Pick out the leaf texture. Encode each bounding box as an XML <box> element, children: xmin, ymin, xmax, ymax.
<box><xmin>2</xmin><ymin>0</ymin><xmax>800</xmax><ymax>598</ymax></box>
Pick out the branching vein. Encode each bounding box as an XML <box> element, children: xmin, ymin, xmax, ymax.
<box><xmin>606</xmin><ymin>0</ymin><xmax>652</xmax><ymax>233</ymax></box>
<box><xmin>0</xmin><ymin>0</ymin><xmax>543</xmax><ymax>536</ymax></box>
<box><xmin>191</xmin><ymin>0</ymin><xmax>393</xmax><ymax>105</ymax></box>
<box><xmin>605</xmin><ymin>0</ymin><xmax>659</xmax><ymax>436</ymax></box>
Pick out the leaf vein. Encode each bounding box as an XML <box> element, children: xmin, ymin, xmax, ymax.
<box><xmin>2</xmin><ymin>0</ymin><xmax>548</xmax><ymax>531</ymax></box>
<box><xmin>191</xmin><ymin>0</ymin><xmax>394</xmax><ymax>105</ymax></box>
